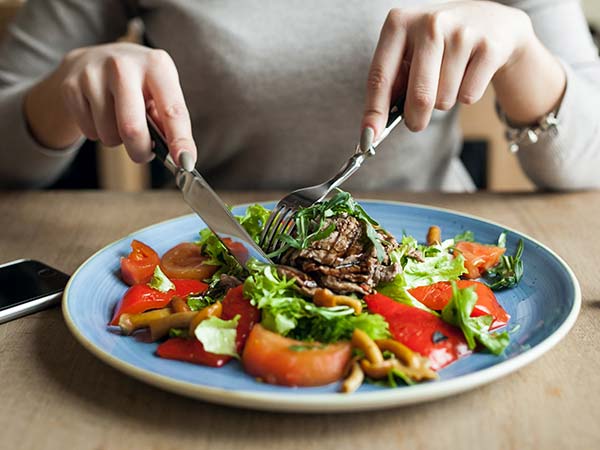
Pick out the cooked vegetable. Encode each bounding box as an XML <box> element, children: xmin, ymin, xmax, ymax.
<box><xmin>120</xmin><ymin>239</ymin><xmax>160</xmax><ymax>286</ymax></box>
<box><xmin>454</xmin><ymin>241</ymin><xmax>505</xmax><ymax>279</ymax></box>
<box><xmin>171</xmin><ymin>296</ymin><xmax>191</xmax><ymax>313</ymax></box>
<box><xmin>313</xmin><ymin>288</ymin><xmax>362</xmax><ymax>315</ymax></box>
<box><xmin>408</xmin><ymin>280</ymin><xmax>510</xmax><ymax>330</ymax></box>
<box><xmin>242</xmin><ymin>324</ymin><xmax>352</xmax><ymax>387</ymax></box>
<box><xmin>188</xmin><ymin>301</ymin><xmax>222</xmax><ymax>334</ymax></box>
<box><xmin>149</xmin><ymin>311</ymin><xmax>198</xmax><ymax>341</ymax></box>
<box><xmin>441</xmin><ymin>281</ymin><xmax>510</xmax><ymax>355</ymax></box>
<box><xmin>341</xmin><ymin>360</ymin><xmax>365</xmax><ymax>394</ymax></box>
<box><xmin>365</xmin><ymin>292</ymin><xmax>471</xmax><ymax>370</ymax></box>
<box><xmin>160</xmin><ymin>242</ymin><xmax>218</xmax><ymax>281</ymax></box>
<box><xmin>351</xmin><ymin>328</ymin><xmax>384</xmax><ymax>365</ymax></box>
<box><xmin>118</xmin><ymin>308</ymin><xmax>171</xmax><ymax>335</ymax></box>
<box><xmin>375</xmin><ymin>339</ymin><xmax>437</xmax><ymax>381</ymax></box>
<box><xmin>426</xmin><ymin>226</ymin><xmax>441</xmax><ymax>246</ymax></box>
<box><xmin>156</xmin><ymin>338</ymin><xmax>231</xmax><ymax>367</ymax></box>
<box><xmin>110</xmin><ymin>279</ymin><xmax>208</xmax><ymax>326</ymax></box>
<box><xmin>220</xmin><ymin>285</ymin><xmax>261</xmax><ymax>353</ymax></box>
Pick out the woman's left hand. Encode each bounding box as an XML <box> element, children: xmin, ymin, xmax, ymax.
<box><xmin>361</xmin><ymin>1</ymin><xmax>538</xmax><ymax>135</ymax></box>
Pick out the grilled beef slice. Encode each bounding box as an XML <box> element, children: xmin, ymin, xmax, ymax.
<box><xmin>280</xmin><ymin>214</ymin><xmax>401</xmax><ymax>295</ymax></box>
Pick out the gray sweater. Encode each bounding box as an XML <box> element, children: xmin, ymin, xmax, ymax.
<box><xmin>0</xmin><ymin>0</ymin><xmax>599</xmax><ymax>191</ymax></box>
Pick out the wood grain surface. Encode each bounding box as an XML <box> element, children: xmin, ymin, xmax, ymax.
<box><xmin>0</xmin><ymin>191</ymin><xmax>598</xmax><ymax>450</ymax></box>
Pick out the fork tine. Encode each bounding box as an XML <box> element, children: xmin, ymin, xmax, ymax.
<box><xmin>269</xmin><ymin>219</ymin><xmax>297</xmax><ymax>256</ymax></box>
<box><xmin>259</xmin><ymin>204</ymin><xmax>287</xmax><ymax>249</ymax></box>
<box><xmin>264</xmin><ymin>207</ymin><xmax>296</xmax><ymax>254</ymax></box>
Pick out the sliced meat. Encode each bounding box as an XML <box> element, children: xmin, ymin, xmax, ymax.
<box><xmin>280</xmin><ymin>214</ymin><xmax>401</xmax><ymax>295</ymax></box>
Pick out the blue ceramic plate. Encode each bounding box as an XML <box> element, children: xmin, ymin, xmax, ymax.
<box><xmin>63</xmin><ymin>200</ymin><xmax>581</xmax><ymax>412</ymax></box>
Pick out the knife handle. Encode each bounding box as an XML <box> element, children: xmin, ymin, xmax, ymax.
<box><xmin>147</xmin><ymin>116</ymin><xmax>170</xmax><ymax>163</ymax></box>
<box><xmin>373</xmin><ymin>96</ymin><xmax>405</xmax><ymax>149</ymax></box>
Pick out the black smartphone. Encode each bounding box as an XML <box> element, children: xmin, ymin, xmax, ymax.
<box><xmin>0</xmin><ymin>259</ymin><xmax>70</xmax><ymax>324</ymax></box>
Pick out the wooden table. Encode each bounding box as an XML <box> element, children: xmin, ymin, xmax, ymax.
<box><xmin>0</xmin><ymin>190</ymin><xmax>598</xmax><ymax>450</ymax></box>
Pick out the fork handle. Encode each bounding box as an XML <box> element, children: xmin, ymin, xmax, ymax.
<box><xmin>373</xmin><ymin>96</ymin><xmax>406</xmax><ymax>149</ymax></box>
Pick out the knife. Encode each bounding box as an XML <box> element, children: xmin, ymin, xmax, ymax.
<box><xmin>146</xmin><ymin>116</ymin><xmax>272</xmax><ymax>267</ymax></box>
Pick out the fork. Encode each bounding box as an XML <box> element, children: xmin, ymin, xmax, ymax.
<box><xmin>259</xmin><ymin>97</ymin><xmax>406</xmax><ymax>256</ymax></box>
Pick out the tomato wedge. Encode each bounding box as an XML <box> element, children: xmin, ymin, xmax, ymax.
<box><xmin>408</xmin><ymin>280</ymin><xmax>510</xmax><ymax>330</ymax></box>
<box><xmin>160</xmin><ymin>242</ymin><xmax>218</xmax><ymax>281</ymax></box>
<box><xmin>109</xmin><ymin>279</ymin><xmax>208</xmax><ymax>325</ymax></box>
<box><xmin>455</xmin><ymin>241</ymin><xmax>505</xmax><ymax>279</ymax></box>
<box><xmin>221</xmin><ymin>285</ymin><xmax>260</xmax><ymax>352</ymax></box>
<box><xmin>120</xmin><ymin>240</ymin><xmax>160</xmax><ymax>286</ymax></box>
<box><xmin>242</xmin><ymin>324</ymin><xmax>352</xmax><ymax>387</ymax></box>
<box><xmin>156</xmin><ymin>338</ymin><xmax>231</xmax><ymax>367</ymax></box>
<box><xmin>221</xmin><ymin>238</ymin><xmax>249</xmax><ymax>265</ymax></box>
<box><xmin>365</xmin><ymin>292</ymin><xmax>470</xmax><ymax>370</ymax></box>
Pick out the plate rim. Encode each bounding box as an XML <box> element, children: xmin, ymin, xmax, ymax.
<box><xmin>62</xmin><ymin>199</ymin><xmax>582</xmax><ymax>413</ymax></box>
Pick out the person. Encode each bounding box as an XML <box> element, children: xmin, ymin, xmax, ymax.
<box><xmin>0</xmin><ymin>0</ymin><xmax>598</xmax><ymax>191</ymax></box>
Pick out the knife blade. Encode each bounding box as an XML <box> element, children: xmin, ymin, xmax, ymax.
<box><xmin>147</xmin><ymin>117</ymin><xmax>272</xmax><ymax>267</ymax></box>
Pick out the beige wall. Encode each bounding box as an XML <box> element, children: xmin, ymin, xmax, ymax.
<box><xmin>582</xmin><ymin>0</ymin><xmax>600</xmax><ymax>26</ymax></box>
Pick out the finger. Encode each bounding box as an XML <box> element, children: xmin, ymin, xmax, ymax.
<box><xmin>436</xmin><ymin>29</ymin><xmax>473</xmax><ymax>111</ymax></box>
<box><xmin>362</xmin><ymin>9</ymin><xmax>408</xmax><ymax>138</ymax></box>
<box><xmin>61</xmin><ymin>78</ymin><xmax>98</xmax><ymax>140</ymax></box>
<box><xmin>145</xmin><ymin>50</ymin><xmax>197</xmax><ymax>168</ymax></box>
<box><xmin>404</xmin><ymin>17</ymin><xmax>445</xmax><ymax>131</ymax></box>
<box><xmin>107</xmin><ymin>57</ymin><xmax>153</xmax><ymax>163</ymax></box>
<box><xmin>80</xmin><ymin>68</ymin><xmax>121</xmax><ymax>147</ymax></box>
<box><xmin>458</xmin><ymin>40</ymin><xmax>501</xmax><ymax>105</ymax></box>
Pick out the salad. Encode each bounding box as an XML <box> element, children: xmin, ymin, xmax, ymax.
<box><xmin>110</xmin><ymin>191</ymin><xmax>524</xmax><ymax>392</ymax></box>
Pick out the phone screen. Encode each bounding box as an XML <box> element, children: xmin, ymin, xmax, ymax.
<box><xmin>0</xmin><ymin>260</ymin><xmax>70</xmax><ymax>310</ymax></box>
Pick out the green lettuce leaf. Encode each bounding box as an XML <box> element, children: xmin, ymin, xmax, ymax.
<box><xmin>237</xmin><ymin>204</ymin><xmax>271</xmax><ymax>243</ymax></box>
<box><xmin>193</xmin><ymin>315</ymin><xmax>240</xmax><ymax>358</ymax></box>
<box><xmin>243</xmin><ymin>261</ymin><xmax>390</xmax><ymax>342</ymax></box>
<box><xmin>147</xmin><ymin>266</ymin><xmax>175</xmax><ymax>293</ymax></box>
<box><xmin>376</xmin><ymin>274</ymin><xmax>438</xmax><ymax>315</ymax></box>
<box><xmin>402</xmin><ymin>239</ymin><xmax>467</xmax><ymax>288</ymax></box>
<box><xmin>441</xmin><ymin>281</ymin><xmax>509</xmax><ymax>355</ymax></box>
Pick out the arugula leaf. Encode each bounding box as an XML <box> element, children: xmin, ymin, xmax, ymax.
<box><xmin>441</xmin><ymin>281</ymin><xmax>509</xmax><ymax>355</ymax></box>
<box><xmin>193</xmin><ymin>315</ymin><xmax>240</xmax><ymax>358</ymax></box>
<box><xmin>454</xmin><ymin>230</ymin><xmax>475</xmax><ymax>242</ymax></box>
<box><xmin>269</xmin><ymin>190</ymin><xmax>388</xmax><ymax>262</ymax></box>
<box><xmin>243</xmin><ymin>262</ymin><xmax>390</xmax><ymax>342</ymax></box>
<box><xmin>147</xmin><ymin>266</ymin><xmax>175</xmax><ymax>293</ymax></box>
<box><xmin>484</xmin><ymin>233</ymin><xmax>524</xmax><ymax>291</ymax></box>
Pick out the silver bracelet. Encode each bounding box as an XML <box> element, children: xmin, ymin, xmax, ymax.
<box><xmin>495</xmin><ymin>102</ymin><xmax>560</xmax><ymax>153</ymax></box>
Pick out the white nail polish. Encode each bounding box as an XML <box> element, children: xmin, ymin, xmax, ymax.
<box><xmin>360</xmin><ymin>127</ymin><xmax>375</xmax><ymax>152</ymax></box>
<box><xmin>179</xmin><ymin>152</ymin><xmax>195</xmax><ymax>172</ymax></box>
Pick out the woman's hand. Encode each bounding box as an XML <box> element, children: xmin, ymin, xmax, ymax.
<box><xmin>362</xmin><ymin>1</ymin><xmax>565</xmax><ymax>136</ymax></box>
<box><xmin>25</xmin><ymin>42</ymin><xmax>196</xmax><ymax>167</ymax></box>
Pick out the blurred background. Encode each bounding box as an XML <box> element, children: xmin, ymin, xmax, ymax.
<box><xmin>1</xmin><ymin>0</ymin><xmax>599</xmax><ymax>192</ymax></box>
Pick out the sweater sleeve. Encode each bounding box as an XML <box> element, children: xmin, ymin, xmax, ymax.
<box><xmin>499</xmin><ymin>0</ymin><xmax>600</xmax><ymax>190</ymax></box>
<box><xmin>0</xmin><ymin>0</ymin><xmax>134</xmax><ymax>188</ymax></box>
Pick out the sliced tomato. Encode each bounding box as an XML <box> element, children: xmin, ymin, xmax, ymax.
<box><xmin>365</xmin><ymin>292</ymin><xmax>470</xmax><ymax>370</ymax></box>
<box><xmin>242</xmin><ymin>324</ymin><xmax>352</xmax><ymax>387</ymax></box>
<box><xmin>408</xmin><ymin>280</ymin><xmax>510</xmax><ymax>330</ymax></box>
<box><xmin>455</xmin><ymin>241</ymin><xmax>505</xmax><ymax>279</ymax></box>
<box><xmin>160</xmin><ymin>242</ymin><xmax>218</xmax><ymax>281</ymax></box>
<box><xmin>109</xmin><ymin>279</ymin><xmax>208</xmax><ymax>325</ymax></box>
<box><xmin>221</xmin><ymin>238</ymin><xmax>249</xmax><ymax>264</ymax></box>
<box><xmin>156</xmin><ymin>338</ymin><xmax>231</xmax><ymax>367</ymax></box>
<box><xmin>221</xmin><ymin>285</ymin><xmax>260</xmax><ymax>353</ymax></box>
<box><xmin>120</xmin><ymin>240</ymin><xmax>160</xmax><ymax>286</ymax></box>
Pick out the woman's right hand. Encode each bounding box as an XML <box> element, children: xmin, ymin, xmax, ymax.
<box><xmin>25</xmin><ymin>42</ymin><xmax>196</xmax><ymax>167</ymax></box>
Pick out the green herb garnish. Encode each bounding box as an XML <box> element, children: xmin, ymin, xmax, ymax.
<box><xmin>484</xmin><ymin>232</ymin><xmax>524</xmax><ymax>291</ymax></box>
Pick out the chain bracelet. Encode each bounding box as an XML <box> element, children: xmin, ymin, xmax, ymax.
<box><xmin>495</xmin><ymin>102</ymin><xmax>560</xmax><ymax>153</ymax></box>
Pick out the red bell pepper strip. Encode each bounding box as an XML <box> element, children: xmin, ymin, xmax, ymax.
<box><xmin>408</xmin><ymin>280</ymin><xmax>510</xmax><ymax>330</ymax></box>
<box><xmin>365</xmin><ymin>292</ymin><xmax>470</xmax><ymax>370</ymax></box>
<box><xmin>120</xmin><ymin>240</ymin><xmax>160</xmax><ymax>285</ymax></box>
<box><xmin>156</xmin><ymin>338</ymin><xmax>231</xmax><ymax>367</ymax></box>
<box><xmin>155</xmin><ymin>285</ymin><xmax>259</xmax><ymax>367</ymax></box>
<box><xmin>221</xmin><ymin>285</ymin><xmax>260</xmax><ymax>353</ymax></box>
<box><xmin>110</xmin><ymin>279</ymin><xmax>208</xmax><ymax>325</ymax></box>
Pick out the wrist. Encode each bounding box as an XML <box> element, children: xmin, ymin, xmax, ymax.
<box><xmin>24</xmin><ymin>68</ymin><xmax>83</xmax><ymax>150</ymax></box>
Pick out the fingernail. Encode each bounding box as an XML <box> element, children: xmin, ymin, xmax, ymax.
<box><xmin>360</xmin><ymin>127</ymin><xmax>375</xmax><ymax>152</ymax></box>
<box><xmin>179</xmin><ymin>151</ymin><xmax>195</xmax><ymax>172</ymax></box>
